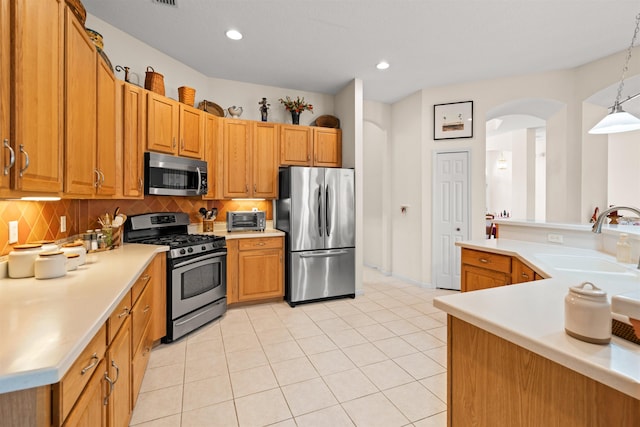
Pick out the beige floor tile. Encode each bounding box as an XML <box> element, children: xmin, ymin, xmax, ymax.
<box><xmin>245</xmin><ymin>305</ymin><xmax>277</xmax><ymax>320</ymax></box>
<box><xmin>221</xmin><ymin>320</ymin><xmax>255</xmax><ymax>337</ymax></box>
<box><xmin>420</xmin><ymin>373</ymin><xmax>447</xmax><ymax>403</ymax></box>
<box><xmin>341</xmin><ymin>392</ymin><xmax>409</xmax><ymax>427</ymax></box>
<box><xmin>427</xmin><ymin>326</ymin><xmax>448</xmax><ymax>343</ymax></box>
<box><xmin>230</xmin><ymin>364</ymin><xmax>279</xmax><ymax>397</ymax></box>
<box><xmin>223</xmin><ymin>331</ymin><xmax>261</xmax><ymax>353</ymax></box>
<box><xmin>355</xmin><ymin>324</ymin><xmax>395</xmax><ymax>341</ymax></box>
<box><xmin>235</xmin><ymin>388</ymin><xmax>292</xmax><ymax>427</ymax></box>
<box><xmin>325</xmin><ymin>328</ymin><xmax>368</xmax><ymax>348</ymax></box>
<box><xmin>374</xmin><ymin>298</ymin><xmax>406</xmax><ymax>310</ymax></box>
<box><xmin>268</xmin><ymin>419</ymin><xmax>297</xmax><ymax>427</ymax></box>
<box><xmin>342</xmin><ymin>342</ymin><xmax>388</xmax><ymax>367</ymax></box>
<box><xmin>251</xmin><ymin>315</ymin><xmax>286</xmax><ymax>332</ymax></box>
<box><xmin>130</xmin><ymin>384</ymin><xmax>183</xmax><ymax>425</ymax></box>
<box><xmin>256</xmin><ymin>327</ymin><xmax>294</xmax><ymax>345</ymax></box>
<box><xmin>410</xmin><ymin>302</ymin><xmax>442</xmax><ymax>315</ymax></box>
<box><xmin>381</xmin><ymin>319</ymin><xmax>421</xmax><ymax>336</ymax></box>
<box><xmin>308</xmin><ymin>349</ymin><xmax>356</xmax><ymax>376</ymax></box>
<box><xmin>315</xmin><ymin>317</ymin><xmax>352</xmax><ymax>333</ymax></box>
<box><xmin>148</xmin><ymin>341</ymin><xmax>186</xmax><ymax>369</ymax></box>
<box><xmin>222</xmin><ymin>307</ymin><xmax>249</xmax><ymax>323</ymax></box>
<box><xmin>424</xmin><ymin>346</ymin><xmax>447</xmax><ymax>368</ymax></box>
<box><xmin>430</xmin><ymin>311</ymin><xmax>448</xmax><ymax>324</ymax></box>
<box><xmin>263</xmin><ymin>340</ymin><xmax>305</xmax><ymax>363</ymax></box>
<box><xmin>185</xmin><ymin>338</ymin><xmax>225</xmax><ymax>361</ymax></box>
<box><xmin>184</xmin><ymin>353</ymin><xmax>228</xmax><ymax>383</ymax></box>
<box><xmin>287</xmin><ymin>322</ymin><xmax>324</xmax><ymax>339</ymax></box>
<box><xmin>341</xmin><ymin>312</ymin><xmax>378</xmax><ymax>328</ymax></box>
<box><xmin>283</xmin><ymin>309</ymin><xmax>324</xmax><ymax>323</ymax></box>
<box><xmin>383</xmin><ymin>381</ymin><xmax>446</xmax><ymax>422</ymax></box>
<box><xmin>182</xmin><ymin>374</ymin><xmax>233</xmax><ymax>411</ymax></box>
<box><xmin>372</xmin><ymin>336</ymin><xmax>419</xmax><ymax>359</ymax></box>
<box><xmin>296</xmin><ymin>334</ymin><xmax>338</xmax><ymax>355</ymax></box>
<box><xmin>181</xmin><ymin>400</ymin><xmax>238</xmax><ymax>427</ymax></box>
<box><xmin>413</xmin><ymin>411</ymin><xmax>448</xmax><ymax>427</ymax></box>
<box><xmin>295</xmin><ymin>405</ymin><xmax>355</xmax><ymax>427</ymax></box>
<box><xmin>407</xmin><ymin>315</ymin><xmax>445</xmax><ymax>330</ymax></box>
<box><xmin>350</xmin><ymin>300</ymin><xmax>384</xmax><ymax>313</ymax></box>
<box><xmin>129</xmin><ymin>414</ymin><xmax>181</xmax><ymax>426</ymax></box>
<box><xmin>270</xmin><ymin>356</ymin><xmax>319</xmax><ymax>386</ymax></box>
<box><xmin>366</xmin><ymin>309</ymin><xmax>402</xmax><ymax>323</ymax></box>
<box><xmin>227</xmin><ymin>347</ymin><xmax>269</xmax><ymax>372</ymax></box>
<box><xmin>322</xmin><ymin>368</ymin><xmax>378</xmax><ymax>402</ymax></box>
<box><xmin>359</xmin><ymin>359</ymin><xmax>415</xmax><ymax>391</ymax></box>
<box><xmin>328</xmin><ymin>304</ymin><xmax>362</xmax><ymax>317</ymax></box>
<box><xmin>401</xmin><ymin>331</ymin><xmax>445</xmax><ymax>351</ymax></box>
<box><xmin>393</xmin><ymin>353</ymin><xmax>446</xmax><ymax>380</ymax></box>
<box><xmin>139</xmin><ymin>363</ymin><xmax>185</xmax><ymax>393</ymax></box>
<box><xmin>186</xmin><ymin>321</ymin><xmax>222</xmax><ymax>343</ymax></box>
<box><xmin>281</xmin><ymin>377</ymin><xmax>338</xmax><ymax>416</ymax></box>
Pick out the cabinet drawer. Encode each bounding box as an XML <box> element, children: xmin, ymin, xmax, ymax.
<box><xmin>131</xmin><ymin>282</ymin><xmax>153</xmax><ymax>354</ymax></box>
<box><xmin>131</xmin><ymin>263</ymin><xmax>152</xmax><ymax>304</ymax></box>
<box><xmin>55</xmin><ymin>324</ymin><xmax>107</xmax><ymax>424</ymax></box>
<box><xmin>238</xmin><ymin>237</ymin><xmax>282</xmax><ymax>251</ymax></box>
<box><xmin>131</xmin><ymin>320</ymin><xmax>153</xmax><ymax>407</ymax></box>
<box><xmin>107</xmin><ymin>292</ymin><xmax>132</xmax><ymax>344</ymax></box>
<box><xmin>461</xmin><ymin>248</ymin><xmax>511</xmax><ymax>274</ymax></box>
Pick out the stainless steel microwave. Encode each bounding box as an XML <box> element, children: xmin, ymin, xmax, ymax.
<box><xmin>227</xmin><ymin>211</ymin><xmax>266</xmax><ymax>232</ymax></box>
<box><xmin>144</xmin><ymin>152</ymin><xmax>208</xmax><ymax>196</ymax></box>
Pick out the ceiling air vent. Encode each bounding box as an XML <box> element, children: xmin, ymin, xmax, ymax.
<box><xmin>152</xmin><ymin>0</ymin><xmax>177</xmax><ymax>7</ymax></box>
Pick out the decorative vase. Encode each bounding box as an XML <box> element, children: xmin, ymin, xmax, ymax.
<box><xmin>261</xmin><ymin>110</ymin><xmax>268</xmax><ymax>122</ymax></box>
<box><xmin>291</xmin><ymin>111</ymin><xmax>300</xmax><ymax>125</ymax></box>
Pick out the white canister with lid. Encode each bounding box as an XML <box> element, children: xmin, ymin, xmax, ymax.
<box><xmin>34</xmin><ymin>251</ymin><xmax>67</xmax><ymax>279</ymax></box>
<box><xmin>65</xmin><ymin>253</ymin><xmax>81</xmax><ymax>271</ymax></box>
<box><xmin>61</xmin><ymin>241</ymin><xmax>87</xmax><ymax>265</ymax></box>
<box><xmin>564</xmin><ymin>282</ymin><xmax>611</xmax><ymax>344</ymax></box>
<box><xmin>8</xmin><ymin>243</ymin><xmax>43</xmax><ymax>278</ymax></box>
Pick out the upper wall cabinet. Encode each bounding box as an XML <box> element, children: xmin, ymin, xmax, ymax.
<box><xmin>147</xmin><ymin>93</ymin><xmax>204</xmax><ymax>159</ymax></box>
<box><xmin>0</xmin><ymin>0</ymin><xmax>9</xmax><ymax>190</ymax></box>
<box><xmin>120</xmin><ymin>82</ymin><xmax>146</xmax><ymax>198</ymax></box>
<box><xmin>312</xmin><ymin>127</ymin><xmax>342</xmax><ymax>167</ymax></box>
<box><xmin>203</xmin><ymin>114</ymin><xmax>222</xmax><ymax>200</ymax></box>
<box><xmin>280</xmin><ymin>124</ymin><xmax>342</xmax><ymax>168</ymax></box>
<box><xmin>10</xmin><ymin>0</ymin><xmax>64</xmax><ymax>194</ymax></box>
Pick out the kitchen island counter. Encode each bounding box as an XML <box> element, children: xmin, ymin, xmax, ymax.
<box><xmin>0</xmin><ymin>243</ymin><xmax>168</xmax><ymax>394</ymax></box>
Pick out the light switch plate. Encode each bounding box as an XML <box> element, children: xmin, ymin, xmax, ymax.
<box><xmin>60</xmin><ymin>216</ymin><xmax>66</xmax><ymax>233</ymax></box>
<box><xmin>547</xmin><ymin>233</ymin><xmax>564</xmax><ymax>244</ymax></box>
<box><xmin>9</xmin><ymin>221</ymin><xmax>18</xmax><ymax>243</ymax></box>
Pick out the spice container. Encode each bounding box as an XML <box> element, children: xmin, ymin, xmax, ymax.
<box><xmin>565</xmin><ymin>281</ymin><xmax>611</xmax><ymax>344</ymax></box>
<box><xmin>34</xmin><ymin>251</ymin><xmax>67</xmax><ymax>279</ymax></box>
<box><xmin>8</xmin><ymin>244</ymin><xmax>43</xmax><ymax>278</ymax></box>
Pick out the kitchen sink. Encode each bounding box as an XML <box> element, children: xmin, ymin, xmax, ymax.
<box><xmin>535</xmin><ymin>254</ymin><xmax>636</xmax><ymax>275</ymax></box>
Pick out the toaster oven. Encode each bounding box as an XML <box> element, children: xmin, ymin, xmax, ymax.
<box><xmin>227</xmin><ymin>211</ymin><xmax>266</xmax><ymax>232</ymax></box>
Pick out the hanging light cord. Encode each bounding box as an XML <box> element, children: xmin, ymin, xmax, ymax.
<box><xmin>613</xmin><ymin>12</ymin><xmax>640</xmax><ymax>110</ymax></box>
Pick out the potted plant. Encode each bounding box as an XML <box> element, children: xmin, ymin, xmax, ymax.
<box><xmin>279</xmin><ymin>96</ymin><xmax>313</xmax><ymax>125</ymax></box>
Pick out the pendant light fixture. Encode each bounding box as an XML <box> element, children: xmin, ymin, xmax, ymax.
<box><xmin>589</xmin><ymin>12</ymin><xmax>640</xmax><ymax>135</ymax></box>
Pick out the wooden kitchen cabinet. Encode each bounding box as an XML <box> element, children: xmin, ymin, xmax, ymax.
<box><xmin>0</xmin><ymin>0</ymin><xmax>9</xmax><ymax>190</ymax></box>
<box><xmin>149</xmin><ymin>254</ymin><xmax>167</xmax><ymax>342</ymax></box>
<box><xmin>203</xmin><ymin>114</ymin><xmax>223</xmax><ymax>200</ymax></box>
<box><xmin>105</xmin><ymin>317</ymin><xmax>131</xmax><ymax>427</ymax></box>
<box><xmin>512</xmin><ymin>258</ymin><xmax>540</xmax><ymax>284</ymax></box>
<box><xmin>312</xmin><ymin>127</ymin><xmax>342</xmax><ymax>167</ymax></box>
<box><xmin>226</xmin><ymin>237</ymin><xmax>284</xmax><ymax>304</ymax></box>
<box><xmin>461</xmin><ymin>248</ymin><xmax>543</xmax><ymax>291</ymax></box>
<box><xmin>252</xmin><ymin>122</ymin><xmax>279</xmax><ymax>198</ymax></box>
<box><xmin>95</xmin><ymin>55</ymin><xmax>117</xmax><ymax>196</ymax></box>
<box><xmin>61</xmin><ymin>359</ymin><xmax>107</xmax><ymax>427</ymax></box>
<box><xmin>280</xmin><ymin>125</ymin><xmax>313</xmax><ymax>166</ymax></box>
<box><xmin>121</xmin><ymin>82</ymin><xmax>146</xmax><ymax>198</ymax></box>
<box><xmin>11</xmin><ymin>0</ymin><xmax>64</xmax><ymax>193</ymax></box>
<box><xmin>147</xmin><ymin>93</ymin><xmax>204</xmax><ymax>159</ymax></box>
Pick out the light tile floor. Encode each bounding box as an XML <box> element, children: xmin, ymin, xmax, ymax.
<box><xmin>129</xmin><ymin>267</ymin><xmax>457</xmax><ymax>427</ymax></box>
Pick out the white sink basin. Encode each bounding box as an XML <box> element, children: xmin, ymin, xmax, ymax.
<box><xmin>535</xmin><ymin>254</ymin><xmax>635</xmax><ymax>275</ymax></box>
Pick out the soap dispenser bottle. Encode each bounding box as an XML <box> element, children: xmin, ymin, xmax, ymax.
<box><xmin>616</xmin><ymin>233</ymin><xmax>631</xmax><ymax>263</ymax></box>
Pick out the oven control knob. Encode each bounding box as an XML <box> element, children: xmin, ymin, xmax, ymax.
<box><xmin>187</xmin><ymin>247</ymin><xmax>194</xmax><ymax>253</ymax></box>
<box><xmin>179</xmin><ymin>249</ymin><xmax>186</xmax><ymax>255</ymax></box>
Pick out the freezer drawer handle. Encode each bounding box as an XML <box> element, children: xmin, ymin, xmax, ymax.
<box><xmin>300</xmin><ymin>250</ymin><xmax>349</xmax><ymax>258</ymax></box>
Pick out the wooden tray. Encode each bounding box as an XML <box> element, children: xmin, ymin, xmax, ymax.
<box><xmin>198</xmin><ymin>100</ymin><xmax>224</xmax><ymax>117</ymax></box>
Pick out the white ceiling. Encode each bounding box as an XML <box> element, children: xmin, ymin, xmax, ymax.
<box><xmin>82</xmin><ymin>0</ymin><xmax>640</xmax><ymax>105</ymax></box>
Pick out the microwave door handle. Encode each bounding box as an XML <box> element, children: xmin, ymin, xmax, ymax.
<box><xmin>317</xmin><ymin>185</ymin><xmax>323</xmax><ymax>237</ymax></box>
<box><xmin>196</xmin><ymin>166</ymin><xmax>202</xmax><ymax>194</ymax></box>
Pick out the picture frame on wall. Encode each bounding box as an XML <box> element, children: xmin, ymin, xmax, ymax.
<box><xmin>434</xmin><ymin>101</ymin><xmax>473</xmax><ymax>140</ymax></box>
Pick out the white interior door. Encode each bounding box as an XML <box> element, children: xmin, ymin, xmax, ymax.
<box><xmin>433</xmin><ymin>151</ymin><xmax>470</xmax><ymax>290</ymax></box>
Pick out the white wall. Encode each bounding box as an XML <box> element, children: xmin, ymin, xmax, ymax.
<box><xmin>608</xmin><ymin>130</ymin><xmax>640</xmax><ymax>208</ymax></box>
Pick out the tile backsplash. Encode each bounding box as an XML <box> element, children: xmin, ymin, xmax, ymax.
<box><xmin>0</xmin><ymin>197</ymin><xmax>273</xmax><ymax>256</ymax></box>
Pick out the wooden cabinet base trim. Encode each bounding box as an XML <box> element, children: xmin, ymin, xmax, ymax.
<box><xmin>0</xmin><ymin>386</ymin><xmax>51</xmax><ymax>427</ymax></box>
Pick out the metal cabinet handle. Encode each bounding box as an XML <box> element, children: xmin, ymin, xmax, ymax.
<box><xmin>521</xmin><ymin>273</ymin><xmax>529</xmax><ymax>279</ymax></box>
<box><xmin>19</xmin><ymin>144</ymin><xmax>29</xmax><ymax>177</ymax></box>
<box><xmin>172</xmin><ymin>137</ymin><xmax>176</xmax><ymax>149</ymax></box>
<box><xmin>94</xmin><ymin>169</ymin><xmax>100</xmax><ymax>188</ymax></box>
<box><xmin>3</xmin><ymin>139</ymin><xmax>15</xmax><ymax>175</ymax></box>
<box><xmin>254</xmin><ymin>183</ymin><xmax>257</xmax><ymax>192</ymax></box>
<box><xmin>103</xmin><ymin>372</ymin><xmax>114</xmax><ymax>406</ymax></box>
<box><xmin>111</xmin><ymin>360</ymin><xmax>120</xmax><ymax>384</ymax></box>
<box><xmin>143</xmin><ymin>304</ymin><xmax>151</xmax><ymax>314</ymax></box>
<box><xmin>117</xmin><ymin>306</ymin><xmax>130</xmax><ymax>318</ymax></box>
<box><xmin>256</xmin><ymin>242</ymin><xmax>266</xmax><ymax>246</ymax></box>
<box><xmin>479</xmin><ymin>258</ymin><xmax>489</xmax><ymax>263</ymax></box>
<box><xmin>81</xmin><ymin>353</ymin><xmax>99</xmax><ymax>375</ymax></box>
<box><xmin>99</xmin><ymin>170</ymin><xmax>105</xmax><ymax>185</ymax></box>
<box><xmin>138</xmin><ymin>177</ymin><xmax>143</xmax><ymax>191</ymax></box>
<box><xmin>307</xmin><ymin>154</ymin><xmax>310</xmax><ymax>161</ymax></box>
<box><xmin>181</xmin><ymin>139</ymin><xmax>184</xmax><ymax>150</ymax></box>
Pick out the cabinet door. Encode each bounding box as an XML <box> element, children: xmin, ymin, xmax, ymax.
<box><xmin>512</xmin><ymin>258</ymin><xmax>536</xmax><ymax>284</ymax></box>
<box><xmin>96</xmin><ymin>56</ymin><xmax>117</xmax><ymax>196</ymax></box>
<box><xmin>223</xmin><ymin>119</ymin><xmax>251</xmax><ymax>198</ymax></box>
<box><xmin>313</xmin><ymin>128</ymin><xmax>342</xmax><ymax>167</ymax></box>
<box><xmin>106</xmin><ymin>317</ymin><xmax>131</xmax><ymax>427</ymax></box>
<box><xmin>179</xmin><ymin>104</ymin><xmax>204</xmax><ymax>159</ymax></box>
<box><xmin>147</xmin><ymin>93</ymin><xmax>179</xmax><ymax>154</ymax></box>
<box><xmin>203</xmin><ymin>114</ymin><xmax>223</xmax><ymax>199</ymax></box>
<box><xmin>62</xmin><ymin>360</ymin><xmax>107</xmax><ymax>427</ymax></box>
<box><xmin>0</xmin><ymin>0</ymin><xmax>10</xmax><ymax>189</ymax></box>
<box><xmin>280</xmin><ymin>125</ymin><xmax>312</xmax><ymax>166</ymax></box>
<box><xmin>12</xmin><ymin>0</ymin><xmax>64</xmax><ymax>193</ymax></box>
<box><xmin>149</xmin><ymin>254</ymin><xmax>167</xmax><ymax>342</ymax></box>
<box><xmin>238</xmin><ymin>238</ymin><xmax>284</xmax><ymax>302</ymax></box>
<box><xmin>122</xmin><ymin>83</ymin><xmax>145</xmax><ymax>197</ymax></box>
<box><xmin>252</xmin><ymin>122</ymin><xmax>279</xmax><ymax>198</ymax></box>
<box><xmin>461</xmin><ymin>264</ymin><xmax>511</xmax><ymax>292</ymax></box>
<box><xmin>64</xmin><ymin>8</ymin><xmax>97</xmax><ymax>195</ymax></box>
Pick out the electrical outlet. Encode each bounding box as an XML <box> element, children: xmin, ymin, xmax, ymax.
<box><xmin>60</xmin><ymin>216</ymin><xmax>66</xmax><ymax>233</ymax></box>
<box><xmin>547</xmin><ymin>233</ymin><xmax>564</xmax><ymax>244</ymax></box>
<box><xmin>9</xmin><ymin>221</ymin><xmax>18</xmax><ymax>243</ymax></box>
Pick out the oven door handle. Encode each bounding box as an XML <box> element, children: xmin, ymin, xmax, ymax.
<box><xmin>172</xmin><ymin>251</ymin><xmax>227</xmax><ymax>269</ymax></box>
<box><xmin>174</xmin><ymin>303</ymin><xmax>223</xmax><ymax>327</ymax></box>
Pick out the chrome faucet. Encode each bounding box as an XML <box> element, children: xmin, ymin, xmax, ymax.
<box><xmin>592</xmin><ymin>205</ymin><xmax>640</xmax><ymax>233</ymax></box>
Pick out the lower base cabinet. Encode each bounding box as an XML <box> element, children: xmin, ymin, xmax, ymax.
<box><xmin>461</xmin><ymin>248</ymin><xmax>543</xmax><ymax>292</ymax></box>
<box><xmin>62</xmin><ymin>360</ymin><xmax>107</xmax><ymax>427</ymax></box>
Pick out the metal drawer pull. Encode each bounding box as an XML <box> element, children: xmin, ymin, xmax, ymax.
<box><xmin>479</xmin><ymin>258</ymin><xmax>489</xmax><ymax>263</ymax></box>
<box><xmin>81</xmin><ymin>353</ymin><xmax>99</xmax><ymax>375</ymax></box>
<box><xmin>104</xmin><ymin>371</ymin><xmax>114</xmax><ymax>405</ymax></box>
<box><xmin>19</xmin><ymin>144</ymin><xmax>29</xmax><ymax>177</ymax></box>
<box><xmin>143</xmin><ymin>304</ymin><xmax>151</xmax><ymax>314</ymax></box>
<box><xmin>521</xmin><ymin>273</ymin><xmax>529</xmax><ymax>279</ymax></box>
<box><xmin>3</xmin><ymin>139</ymin><xmax>15</xmax><ymax>175</ymax></box>
<box><xmin>111</xmin><ymin>360</ymin><xmax>120</xmax><ymax>384</ymax></box>
<box><xmin>117</xmin><ymin>306</ymin><xmax>130</xmax><ymax>318</ymax></box>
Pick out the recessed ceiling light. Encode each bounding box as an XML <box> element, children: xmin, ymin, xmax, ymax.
<box><xmin>376</xmin><ymin>61</ymin><xmax>390</xmax><ymax>70</ymax></box>
<box><xmin>226</xmin><ymin>29</ymin><xmax>243</xmax><ymax>40</ymax></box>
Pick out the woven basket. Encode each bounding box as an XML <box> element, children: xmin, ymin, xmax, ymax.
<box><xmin>144</xmin><ymin>66</ymin><xmax>165</xmax><ymax>96</ymax></box>
<box><xmin>612</xmin><ymin>318</ymin><xmax>640</xmax><ymax>345</ymax></box>
<box><xmin>315</xmin><ymin>115</ymin><xmax>340</xmax><ymax>129</ymax></box>
<box><xmin>66</xmin><ymin>0</ymin><xmax>86</xmax><ymax>25</ymax></box>
<box><xmin>197</xmin><ymin>100</ymin><xmax>224</xmax><ymax>117</ymax></box>
<box><xmin>178</xmin><ymin>86</ymin><xmax>196</xmax><ymax>107</ymax></box>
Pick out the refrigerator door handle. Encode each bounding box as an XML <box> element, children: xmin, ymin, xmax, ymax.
<box><xmin>318</xmin><ymin>185</ymin><xmax>323</xmax><ymax>236</ymax></box>
<box><xmin>300</xmin><ymin>250</ymin><xmax>349</xmax><ymax>258</ymax></box>
<box><xmin>325</xmin><ymin>185</ymin><xmax>331</xmax><ymax>237</ymax></box>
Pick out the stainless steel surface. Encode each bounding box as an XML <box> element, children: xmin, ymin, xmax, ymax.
<box><xmin>170</xmin><ymin>252</ymin><xmax>226</xmax><ymax>319</ymax></box>
<box><xmin>144</xmin><ymin>152</ymin><xmax>208</xmax><ymax>196</ymax></box>
<box><xmin>226</xmin><ymin>211</ymin><xmax>266</xmax><ymax>232</ymax></box>
<box><xmin>276</xmin><ymin>167</ymin><xmax>356</xmax><ymax>305</ymax></box>
<box><xmin>170</xmin><ymin>297</ymin><xmax>226</xmax><ymax>342</ymax></box>
<box><xmin>289</xmin><ymin>248</ymin><xmax>355</xmax><ymax>304</ymax></box>
<box><xmin>592</xmin><ymin>206</ymin><xmax>640</xmax><ymax>233</ymax></box>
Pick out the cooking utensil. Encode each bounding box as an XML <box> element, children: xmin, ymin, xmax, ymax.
<box><xmin>199</xmin><ymin>207</ymin><xmax>208</xmax><ymax>218</ymax></box>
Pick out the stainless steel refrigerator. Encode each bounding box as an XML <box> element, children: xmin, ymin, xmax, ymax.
<box><xmin>276</xmin><ymin>167</ymin><xmax>355</xmax><ymax>306</ymax></box>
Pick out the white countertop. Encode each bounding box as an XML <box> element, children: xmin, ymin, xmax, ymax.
<box><xmin>434</xmin><ymin>238</ymin><xmax>640</xmax><ymax>399</ymax></box>
<box><xmin>0</xmin><ymin>244</ymin><xmax>168</xmax><ymax>394</ymax></box>
<box><xmin>211</xmin><ymin>228</ymin><xmax>285</xmax><ymax>239</ymax></box>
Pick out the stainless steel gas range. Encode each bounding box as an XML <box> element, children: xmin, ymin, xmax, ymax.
<box><xmin>124</xmin><ymin>212</ymin><xmax>227</xmax><ymax>342</ymax></box>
